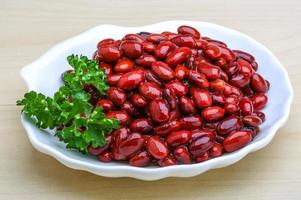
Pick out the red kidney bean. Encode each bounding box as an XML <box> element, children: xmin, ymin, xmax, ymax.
<box><xmin>175</xmin><ymin>65</ymin><xmax>187</xmax><ymax>80</ymax></box>
<box><xmin>180</xmin><ymin>115</ymin><xmax>202</xmax><ymax>130</ymax></box>
<box><xmin>251</xmin><ymin>73</ymin><xmax>268</xmax><ymax>93</ymax></box>
<box><xmin>251</xmin><ymin>61</ymin><xmax>258</xmax><ymax>71</ymax></box>
<box><xmin>98</xmin><ymin>150</ymin><xmax>113</xmax><ymax>162</ymax></box>
<box><xmin>237</xmin><ymin>58</ymin><xmax>254</xmax><ymax>77</ymax></box>
<box><xmin>131</xmin><ymin>93</ymin><xmax>148</xmax><ymax>107</ymax></box>
<box><xmin>202</xmin><ymin>106</ymin><xmax>225</xmax><ymax>122</ymax></box>
<box><xmin>112</xmin><ymin>127</ymin><xmax>130</xmax><ymax>145</ymax></box>
<box><xmin>169</xmin><ymin>108</ymin><xmax>181</xmax><ymax>122</ymax></box>
<box><xmin>242</xmin><ymin>126</ymin><xmax>259</xmax><ymax>138</ymax></box>
<box><xmin>215</xmin><ymin>135</ymin><xmax>225</xmax><ymax>143</ymax></box>
<box><xmin>250</xmin><ymin>93</ymin><xmax>268</xmax><ymax>110</ymax></box>
<box><xmin>144</xmin><ymin>70</ymin><xmax>162</xmax><ymax>86</ymax></box>
<box><xmin>120</xmin><ymin>40</ymin><xmax>143</xmax><ymax>58</ymax></box>
<box><xmin>118</xmin><ymin>132</ymin><xmax>145</xmax><ymax>157</ymax></box>
<box><xmin>195</xmin><ymin>39</ymin><xmax>208</xmax><ymax>49</ymax></box>
<box><xmin>166</xmin><ymin>47</ymin><xmax>191</xmax><ymax>67</ymax></box>
<box><xmin>139</xmin><ymin>82</ymin><xmax>162</xmax><ymax>100</ymax></box>
<box><xmin>98</xmin><ymin>46</ymin><xmax>121</xmax><ymax>63</ymax></box>
<box><xmin>230</xmin><ymin>73</ymin><xmax>251</xmax><ymax>88</ymax></box>
<box><xmin>130</xmin><ymin>118</ymin><xmax>153</xmax><ymax>133</ymax></box>
<box><xmin>99</xmin><ymin>63</ymin><xmax>113</xmax><ymax>75</ymax></box>
<box><xmin>162</xmin><ymin>31</ymin><xmax>178</xmax><ymax>39</ymax></box>
<box><xmin>154</xmin><ymin>41</ymin><xmax>175</xmax><ymax>60</ymax></box>
<box><xmin>106</xmin><ymin>111</ymin><xmax>129</xmax><ymax>125</ymax></box>
<box><xmin>242</xmin><ymin>115</ymin><xmax>262</xmax><ymax>127</ymax></box>
<box><xmin>186</xmin><ymin>70</ymin><xmax>209</xmax><ymax>88</ymax></box>
<box><xmin>174</xmin><ymin>146</ymin><xmax>192</xmax><ymax>164</ymax></box>
<box><xmin>96</xmin><ymin>99</ymin><xmax>113</xmax><ymax>112</ymax></box>
<box><xmin>220</xmin><ymin>46</ymin><xmax>236</xmax><ymax>61</ymax></box>
<box><xmin>189</xmin><ymin>135</ymin><xmax>214</xmax><ymax>156</ymax></box>
<box><xmin>209</xmin><ymin>143</ymin><xmax>223</xmax><ymax>157</ymax></box>
<box><xmin>239</xmin><ymin>97</ymin><xmax>254</xmax><ymax>116</ymax></box>
<box><xmin>190</xmin><ymin>87</ymin><xmax>212</xmax><ymax>109</ymax></box>
<box><xmin>171</xmin><ymin>35</ymin><xmax>197</xmax><ymax>48</ymax></box>
<box><xmin>142</xmin><ymin>42</ymin><xmax>155</xmax><ymax>53</ymax></box>
<box><xmin>242</xmin><ymin>85</ymin><xmax>254</xmax><ymax>96</ymax></box>
<box><xmin>224</xmin><ymin>103</ymin><xmax>239</xmax><ymax>115</ymax></box>
<box><xmin>151</xmin><ymin>61</ymin><xmax>175</xmax><ymax>81</ymax></box>
<box><xmin>220</xmin><ymin>70</ymin><xmax>229</xmax><ymax>82</ymax></box>
<box><xmin>157</xmin><ymin>156</ymin><xmax>177</xmax><ymax>166</ymax></box>
<box><xmin>97</xmin><ymin>38</ymin><xmax>115</xmax><ymax>48</ymax></box>
<box><xmin>195</xmin><ymin>152</ymin><xmax>209</xmax><ymax>163</ymax></box>
<box><xmin>88</xmin><ymin>135</ymin><xmax>112</xmax><ymax>156</ymax></box>
<box><xmin>123</xmin><ymin>34</ymin><xmax>146</xmax><ymax>43</ymax></box>
<box><xmin>177</xmin><ymin>25</ymin><xmax>201</xmax><ymax>38</ymax></box>
<box><xmin>233</xmin><ymin>50</ymin><xmax>255</xmax><ymax>63</ymax></box>
<box><xmin>118</xmin><ymin>69</ymin><xmax>145</xmax><ymax>90</ymax></box>
<box><xmin>146</xmin><ymin>34</ymin><xmax>168</xmax><ymax>43</ymax></box>
<box><xmin>253</xmin><ymin>111</ymin><xmax>266</xmax><ymax>122</ymax></box>
<box><xmin>225</xmin><ymin>94</ymin><xmax>239</xmax><ymax>104</ymax></box>
<box><xmin>223</xmin><ymin>131</ymin><xmax>252</xmax><ymax>152</ymax></box>
<box><xmin>107</xmin><ymin>74</ymin><xmax>122</xmax><ymax>86</ymax></box>
<box><xmin>129</xmin><ymin>151</ymin><xmax>151</xmax><ymax>167</ymax></box>
<box><xmin>206</xmin><ymin>39</ymin><xmax>227</xmax><ymax>47</ymax></box>
<box><xmin>112</xmin><ymin>146</ymin><xmax>126</xmax><ymax>161</ymax></box>
<box><xmin>216</xmin><ymin>115</ymin><xmax>243</xmax><ymax>135</ymax></box>
<box><xmin>154</xmin><ymin>120</ymin><xmax>181</xmax><ymax>137</ymax></box>
<box><xmin>204</xmin><ymin>44</ymin><xmax>221</xmax><ymax>59</ymax></box>
<box><xmin>135</xmin><ymin>54</ymin><xmax>156</xmax><ymax>68</ymax></box>
<box><xmin>203</xmin><ymin>121</ymin><xmax>219</xmax><ymax>130</ymax></box>
<box><xmin>120</xmin><ymin>101</ymin><xmax>140</xmax><ymax>116</ymax></box>
<box><xmin>191</xmin><ymin>129</ymin><xmax>215</xmax><ymax>141</ymax></box>
<box><xmin>166</xmin><ymin>80</ymin><xmax>188</xmax><ymax>96</ymax></box>
<box><xmin>179</xmin><ymin>96</ymin><xmax>196</xmax><ymax>114</ymax></box>
<box><xmin>166</xmin><ymin>130</ymin><xmax>191</xmax><ymax>147</ymax></box>
<box><xmin>210</xmin><ymin>79</ymin><xmax>226</xmax><ymax>93</ymax></box>
<box><xmin>114</xmin><ymin>58</ymin><xmax>134</xmax><ymax>73</ymax></box>
<box><xmin>163</xmin><ymin>86</ymin><xmax>177</xmax><ymax>110</ymax></box>
<box><xmin>106</xmin><ymin>87</ymin><xmax>127</xmax><ymax>105</ymax></box>
<box><xmin>149</xmin><ymin>98</ymin><xmax>170</xmax><ymax>123</ymax></box>
<box><xmin>146</xmin><ymin>136</ymin><xmax>169</xmax><ymax>159</ymax></box>
<box><xmin>197</xmin><ymin>62</ymin><xmax>221</xmax><ymax>80</ymax></box>
<box><xmin>224</xmin><ymin>61</ymin><xmax>239</xmax><ymax>77</ymax></box>
<box><xmin>212</xmin><ymin>94</ymin><xmax>226</xmax><ymax>106</ymax></box>
<box><xmin>215</xmin><ymin>57</ymin><xmax>227</xmax><ymax>67</ymax></box>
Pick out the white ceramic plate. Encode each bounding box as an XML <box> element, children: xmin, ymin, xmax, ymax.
<box><xmin>20</xmin><ymin>20</ymin><xmax>293</xmax><ymax>180</ymax></box>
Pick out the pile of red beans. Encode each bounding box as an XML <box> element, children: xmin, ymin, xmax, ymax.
<box><xmin>87</xmin><ymin>25</ymin><xmax>269</xmax><ymax>167</ymax></box>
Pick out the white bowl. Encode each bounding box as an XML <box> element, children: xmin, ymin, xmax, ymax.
<box><xmin>20</xmin><ymin>20</ymin><xmax>293</xmax><ymax>180</ymax></box>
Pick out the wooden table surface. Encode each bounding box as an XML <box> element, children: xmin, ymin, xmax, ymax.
<box><xmin>1</xmin><ymin>0</ymin><xmax>301</xmax><ymax>199</ymax></box>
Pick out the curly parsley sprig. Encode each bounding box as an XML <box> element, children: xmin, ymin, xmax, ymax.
<box><xmin>17</xmin><ymin>55</ymin><xmax>119</xmax><ymax>153</ymax></box>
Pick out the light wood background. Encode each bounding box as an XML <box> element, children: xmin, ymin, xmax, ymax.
<box><xmin>1</xmin><ymin>0</ymin><xmax>300</xmax><ymax>199</ymax></box>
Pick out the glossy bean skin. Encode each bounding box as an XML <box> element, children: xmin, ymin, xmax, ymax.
<box><xmin>120</xmin><ymin>40</ymin><xmax>143</xmax><ymax>58</ymax></box>
<box><xmin>250</xmin><ymin>93</ymin><xmax>268</xmax><ymax>110</ymax></box>
<box><xmin>144</xmin><ymin>70</ymin><xmax>162</xmax><ymax>86</ymax></box>
<box><xmin>97</xmin><ymin>38</ymin><xmax>115</xmax><ymax>48</ymax></box>
<box><xmin>154</xmin><ymin>120</ymin><xmax>181</xmax><ymax>137</ymax></box>
<box><xmin>149</xmin><ymin>98</ymin><xmax>170</xmax><ymax>123</ymax></box>
<box><xmin>239</xmin><ymin>98</ymin><xmax>254</xmax><ymax>116</ymax></box>
<box><xmin>251</xmin><ymin>73</ymin><xmax>268</xmax><ymax>93</ymax></box>
<box><xmin>174</xmin><ymin>146</ymin><xmax>192</xmax><ymax>164</ymax></box>
<box><xmin>209</xmin><ymin>143</ymin><xmax>223</xmax><ymax>157</ymax></box>
<box><xmin>151</xmin><ymin>61</ymin><xmax>175</xmax><ymax>81</ymax></box>
<box><xmin>118</xmin><ymin>70</ymin><xmax>145</xmax><ymax>90</ymax></box>
<box><xmin>146</xmin><ymin>136</ymin><xmax>169</xmax><ymax>159</ymax></box>
<box><xmin>186</xmin><ymin>70</ymin><xmax>209</xmax><ymax>88</ymax></box>
<box><xmin>166</xmin><ymin>80</ymin><xmax>188</xmax><ymax>96</ymax></box>
<box><xmin>99</xmin><ymin>63</ymin><xmax>113</xmax><ymax>75</ymax></box>
<box><xmin>224</xmin><ymin>103</ymin><xmax>240</xmax><ymax>115</ymax></box>
<box><xmin>107</xmin><ymin>74</ymin><xmax>122</xmax><ymax>86</ymax></box>
<box><xmin>129</xmin><ymin>151</ymin><xmax>151</xmax><ymax>167</ymax></box>
<box><xmin>98</xmin><ymin>46</ymin><xmax>121</xmax><ymax>63</ymax></box>
<box><xmin>177</xmin><ymin>25</ymin><xmax>201</xmax><ymax>38</ymax></box>
<box><xmin>209</xmin><ymin>79</ymin><xmax>226</xmax><ymax>93</ymax></box>
<box><xmin>88</xmin><ymin>135</ymin><xmax>112</xmax><ymax>156</ymax></box>
<box><xmin>98</xmin><ymin>150</ymin><xmax>113</xmax><ymax>162</ymax></box>
<box><xmin>106</xmin><ymin>87</ymin><xmax>127</xmax><ymax>105</ymax></box>
<box><xmin>211</xmin><ymin>94</ymin><xmax>226</xmax><ymax>106</ymax></box>
<box><xmin>154</xmin><ymin>41</ymin><xmax>175</xmax><ymax>60</ymax></box>
<box><xmin>179</xmin><ymin>115</ymin><xmax>202</xmax><ymax>130</ymax></box>
<box><xmin>123</xmin><ymin>34</ymin><xmax>146</xmax><ymax>43</ymax></box>
<box><xmin>130</xmin><ymin>118</ymin><xmax>153</xmax><ymax>133</ymax></box>
<box><xmin>191</xmin><ymin>129</ymin><xmax>215</xmax><ymax>141</ymax></box>
<box><xmin>230</xmin><ymin>73</ymin><xmax>250</xmax><ymax>88</ymax></box>
<box><xmin>216</xmin><ymin>115</ymin><xmax>243</xmax><ymax>135</ymax></box>
<box><xmin>175</xmin><ymin>65</ymin><xmax>187</xmax><ymax>80</ymax></box>
<box><xmin>146</xmin><ymin>34</ymin><xmax>168</xmax><ymax>43</ymax></box>
<box><xmin>166</xmin><ymin>47</ymin><xmax>192</xmax><ymax>67</ymax></box>
<box><xmin>142</xmin><ymin>42</ymin><xmax>155</xmax><ymax>53</ymax></box>
<box><xmin>233</xmin><ymin>50</ymin><xmax>255</xmax><ymax>63</ymax></box>
<box><xmin>130</xmin><ymin>93</ymin><xmax>148</xmax><ymax>107</ymax></box>
<box><xmin>96</xmin><ymin>99</ymin><xmax>114</xmax><ymax>112</ymax></box>
<box><xmin>166</xmin><ymin>130</ymin><xmax>191</xmax><ymax>147</ymax></box>
<box><xmin>139</xmin><ymin>82</ymin><xmax>162</xmax><ymax>100</ymax></box>
<box><xmin>223</xmin><ymin>131</ymin><xmax>252</xmax><ymax>152</ymax></box>
<box><xmin>171</xmin><ymin>35</ymin><xmax>197</xmax><ymax>48</ymax></box>
<box><xmin>220</xmin><ymin>46</ymin><xmax>236</xmax><ymax>61</ymax></box>
<box><xmin>204</xmin><ymin>44</ymin><xmax>221</xmax><ymax>59</ymax></box>
<box><xmin>179</xmin><ymin>96</ymin><xmax>196</xmax><ymax>114</ymax></box>
<box><xmin>163</xmin><ymin>86</ymin><xmax>177</xmax><ymax>110</ymax></box>
<box><xmin>195</xmin><ymin>152</ymin><xmax>209</xmax><ymax>163</ymax></box>
<box><xmin>201</xmin><ymin>106</ymin><xmax>225</xmax><ymax>122</ymax></box>
<box><xmin>114</xmin><ymin>58</ymin><xmax>134</xmax><ymax>73</ymax></box>
<box><xmin>157</xmin><ymin>156</ymin><xmax>177</xmax><ymax>166</ymax></box>
<box><xmin>120</xmin><ymin>101</ymin><xmax>140</xmax><ymax>116</ymax></box>
<box><xmin>118</xmin><ymin>132</ymin><xmax>145</xmax><ymax>157</ymax></box>
<box><xmin>135</xmin><ymin>55</ymin><xmax>156</xmax><ymax>68</ymax></box>
<box><xmin>190</xmin><ymin>87</ymin><xmax>212</xmax><ymax>109</ymax></box>
<box><xmin>197</xmin><ymin>62</ymin><xmax>221</xmax><ymax>80</ymax></box>
<box><xmin>105</xmin><ymin>111</ymin><xmax>129</xmax><ymax>125</ymax></box>
<box><xmin>237</xmin><ymin>58</ymin><xmax>255</xmax><ymax>77</ymax></box>
<box><xmin>242</xmin><ymin>115</ymin><xmax>262</xmax><ymax>127</ymax></box>
<box><xmin>189</xmin><ymin>135</ymin><xmax>214</xmax><ymax>156</ymax></box>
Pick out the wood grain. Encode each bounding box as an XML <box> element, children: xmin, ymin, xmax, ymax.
<box><xmin>0</xmin><ymin>0</ymin><xmax>300</xmax><ymax>199</ymax></box>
